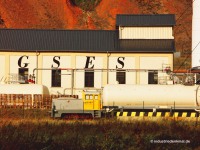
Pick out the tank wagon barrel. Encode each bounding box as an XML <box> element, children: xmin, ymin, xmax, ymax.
<box><xmin>0</xmin><ymin>84</ymin><xmax>46</xmax><ymax>108</ymax></box>
<box><xmin>103</xmin><ymin>84</ymin><xmax>200</xmax><ymax>109</ymax></box>
<box><xmin>0</xmin><ymin>84</ymin><xmax>44</xmax><ymax>94</ymax></box>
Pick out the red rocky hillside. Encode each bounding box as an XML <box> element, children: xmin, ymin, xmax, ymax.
<box><xmin>0</xmin><ymin>0</ymin><xmax>192</xmax><ymax>70</ymax></box>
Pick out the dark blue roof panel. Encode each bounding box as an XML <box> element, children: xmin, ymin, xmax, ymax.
<box><xmin>0</xmin><ymin>29</ymin><xmax>118</xmax><ymax>52</ymax></box>
<box><xmin>0</xmin><ymin>28</ymin><xmax>175</xmax><ymax>53</ymax></box>
<box><xmin>116</xmin><ymin>14</ymin><xmax>176</xmax><ymax>26</ymax></box>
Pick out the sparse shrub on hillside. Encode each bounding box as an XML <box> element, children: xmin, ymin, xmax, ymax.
<box><xmin>0</xmin><ymin>16</ymin><xmax>4</xmax><ymax>24</ymax></box>
<box><xmin>134</xmin><ymin>0</ymin><xmax>162</xmax><ymax>14</ymax></box>
<box><xmin>70</xmin><ymin>0</ymin><xmax>101</xmax><ymax>11</ymax></box>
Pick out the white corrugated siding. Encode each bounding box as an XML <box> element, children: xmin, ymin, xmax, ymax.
<box><xmin>119</xmin><ymin>27</ymin><xmax>173</xmax><ymax>39</ymax></box>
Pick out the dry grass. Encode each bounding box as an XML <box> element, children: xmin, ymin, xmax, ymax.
<box><xmin>0</xmin><ymin>109</ymin><xmax>200</xmax><ymax>150</ymax></box>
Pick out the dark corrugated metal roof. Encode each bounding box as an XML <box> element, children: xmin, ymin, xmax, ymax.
<box><xmin>119</xmin><ymin>39</ymin><xmax>175</xmax><ymax>52</ymax></box>
<box><xmin>0</xmin><ymin>28</ymin><xmax>175</xmax><ymax>53</ymax></box>
<box><xmin>0</xmin><ymin>29</ymin><xmax>118</xmax><ymax>52</ymax></box>
<box><xmin>116</xmin><ymin>14</ymin><xmax>176</xmax><ymax>26</ymax></box>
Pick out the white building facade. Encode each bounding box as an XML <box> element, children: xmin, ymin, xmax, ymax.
<box><xmin>0</xmin><ymin>14</ymin><xmax>175</xmax><ymax>97</ymax></box>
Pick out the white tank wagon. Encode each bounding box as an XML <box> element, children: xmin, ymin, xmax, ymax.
<box><xmin>0</xmin><ymin>84</ymin><xmax>45</xmax><ymax>95</ymax></box>
<box><xmin>103</xmin><ymin>84</ymin><xmax>200</xmax><ymax>110</ymax></box>
<box><xmin>0</xmin><ymin>84</ymin><xmax>49</xmax><ymax>108</ymax></box>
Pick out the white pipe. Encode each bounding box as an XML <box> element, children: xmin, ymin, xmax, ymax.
<box><xmin>192</xmin><ymin>0</ymin><xmax>200</xmax><ymax>67</ymax></box>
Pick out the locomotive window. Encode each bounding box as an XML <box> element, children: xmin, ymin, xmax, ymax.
<box><xmin>90</xmin><ymin>95</ymin><xmax>93</xmax><ymax>99</ymax></box>
<box><xmin>85</xmin><ymin>95</ymin><xmax>90</xmax><ymax>100</ymax></box>
<box><xmin>148</xmin><ymin>71</ymin><xmax>158</xmax><ymax>84</ymax></box>
<box><xmin>85</xmin><ymin>71</ymin><xmax>94</xmax><ymax>87</ymax></box>
<box><xmin>85</xmin><ymin>94</ymin><xmax>93</xmax><ymax>100</ymax></box>
<box><xmin>51</xmin><ymin>69</ymin><xmax>61</xmax><ymax>87</ymax></box>
<box><xmin>94</xmin><ymin>95</ymin><xmax>98</xmax><ymax>100</ymax></box>
<box><xmin>19</xmin><ymin>68</ymin><xmax>29</xmax><ymax>84</ymax></box>
<box><xmin>116</xmin><ymin>70</ymin><xmax>126</xmax><ymax>84</ymax></box>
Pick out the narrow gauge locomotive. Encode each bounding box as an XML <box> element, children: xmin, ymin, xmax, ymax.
<box><xmin>51</xmin><ymin>84</ymin><xmax>200</xmax><ymax>119</ymax></box>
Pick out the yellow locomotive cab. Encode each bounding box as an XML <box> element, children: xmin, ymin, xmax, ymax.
<box><xmin>82</xmin><ymin>91</ymin><xmax>101</xmax><ymax>110</ymax></box>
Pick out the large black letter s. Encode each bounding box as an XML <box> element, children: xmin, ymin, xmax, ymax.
<box><xmin>51</xmin><ymin>56</ymin><xmax>60</xmax><ymax>68</ymax></box>
<box><xmin>116</xmin><ymin>57</ymin><xmax>125</xmax><ymax>69</ymax></box>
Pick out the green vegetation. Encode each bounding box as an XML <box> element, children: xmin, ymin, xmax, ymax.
<box><xmin>0</xmin><ymin>109</ymin><xmax>200</xmax><ymax>149</ymax></box>
<box><xmin>70</xmin><ymin>0</ymin><xmax>101</xmax><ymax>11</ymax></box>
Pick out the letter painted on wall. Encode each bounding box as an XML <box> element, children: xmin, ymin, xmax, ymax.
<box><xmin>116</xmin><ymin>57</ymin><xmax>125</xmax><ymax>69</ymax></box>
<box><xmin>18</xmin><ymin>56</ymin><xmax>29</xmax><ymax>68</ymax></box>
<box><xmin>85</xmin><ymin>56</ymin><xmax>95</xmax><ymax>68</ymax></box>
<box><xmin>51</xmin><ymin>56</ymin><xmax>60</xmax><ymax>68</ymax></box>
<box><xmin>42</xmin><ymin>55</ymin><xmax>71</xmax><ymax>88</ymax></box>
<box><xmin>76</xmin><ymin>56</ymin><xmax>102</xmax><ymax>88</ymax></box>
<box><xmin>109</xmin><ymin>56</ymin><xmax>136</xmax><ymax>84</ymax></box>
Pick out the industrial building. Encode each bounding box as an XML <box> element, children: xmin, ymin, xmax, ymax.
<box><xmin>0</xmin><ymin>14</ymin><xmax>175</xmax><ymax>96</ymax></box>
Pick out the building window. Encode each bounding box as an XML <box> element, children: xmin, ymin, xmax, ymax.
<box><xmin>148</xmin><ymin>71</ymin><xmax>158</xmax><ymax>84</ymax></box>
<box><xmin>19</xmin><ymin>68</ymin><xmax>28</xmax><ymax>84</ymax></box>
<box><xmin>116</xmin><ymin>70</ymin><xmax>126</xmax><ymax>84</ymax></box>
<box><xmin>52</xmin><ymin>70</ymin><xmax>61</xmax><ymax>87</ymax></box>
<box><xmin>85</xmin><ymin>71</ymin><xmax>94</xmax><ymax>87</ymax></box>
